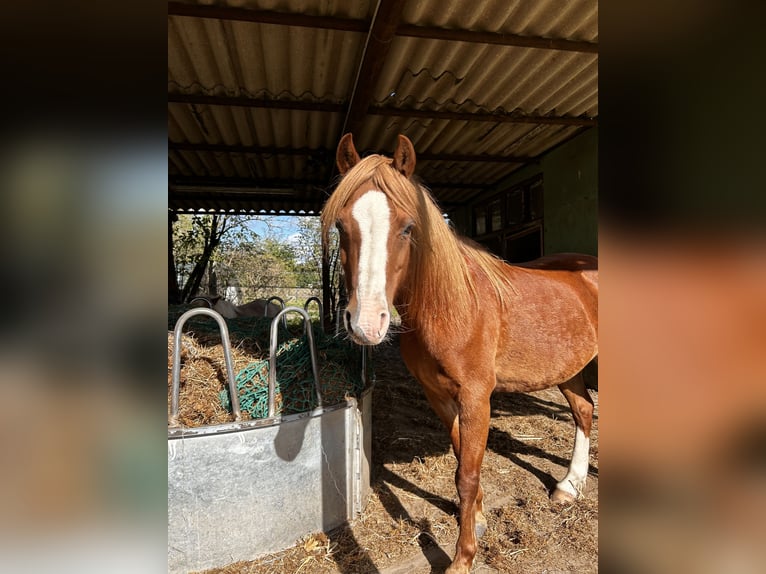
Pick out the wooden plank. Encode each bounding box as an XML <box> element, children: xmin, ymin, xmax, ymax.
<box><xmin>340</xmin><ymin>0</ymin><xmax>408</xmax><ymax>137</ymax></box>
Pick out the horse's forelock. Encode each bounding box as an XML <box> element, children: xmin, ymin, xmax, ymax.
<box><xmin>323</xmin><ymin>154</ymin><xmax>436</xmax><ymax>242</ymax></box>
<box><xmin>322</xmin><ymin>155</ymin><xmax>397</xmax><ymax>243</ymax></box>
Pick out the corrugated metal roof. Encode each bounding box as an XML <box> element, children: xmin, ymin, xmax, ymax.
<box><xmin>168</xmin><ymin>0</ymin><xmax>597</xmax><ymax>214</ymax></box>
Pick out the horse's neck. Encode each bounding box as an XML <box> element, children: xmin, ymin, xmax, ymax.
<box><xmin>398</xmin><ymin>239</ymin><xmax>514</xmax><ymax>335</ymax></box>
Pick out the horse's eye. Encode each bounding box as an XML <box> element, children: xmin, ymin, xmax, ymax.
<box><xmin>401</xmin><ymin>222</ymin><xmax>414</xmax><ymax>237</ymax></box>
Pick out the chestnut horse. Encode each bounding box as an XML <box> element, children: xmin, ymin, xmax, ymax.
<box><xmin>321</xmin><ymin>134</ymin><xmax>598</xmax><ymax>574</ymax></box>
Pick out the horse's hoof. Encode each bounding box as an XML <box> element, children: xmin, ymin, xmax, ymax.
<box><xmin>445</xmin><ymin>564</ymin><xmax>470</xmax><ymax>574</ymax></box>
<box><xmin>550</xmin><ymin>487</ymin><xmax>576</xmax><ymax>504</ymax></box>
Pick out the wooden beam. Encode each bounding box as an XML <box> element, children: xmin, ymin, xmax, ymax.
<box><xmin>426</xmin><ymin>181</ymin><xmax>488</xmax><ymax>189</ymax></box>
<box><xmin>168</xmin><ymin>93</ymin><xmax>344</xmax><ymax>113</ymax></box>
<box><xmin>415</xmin><ymin>152</ymin><xmax>531</xmax><ymax>163</ymax></box>
<box><xmin>397</xmin><ymin>24</ymin><xmax>598</xmax><ymax>53</ymax></box>
<box><xmin>169</xmin><ymin>192</ymin><xmax>322</xmax><ymax>204</ymax></box>
<box><xmin>341</xmin><ymin>0</ymin><xmax>408</xmax><ymax>138</ymax></box>
<box><xmin>168</xmin><ymin>94</ymin><xmax>595</xmax><ymax>127</ymax></box>
<box><xmin>169</xmin><ymin>141</ymin><xmax>330</xmax><ymax>157</ymax></box>
<box><xmin>368</xmin><ymin>105</ymin><xmax>597</xmax><ymax>126</ymax></box>
<box><xmin>167</xmin><ymin>2</ymin><xmax>367</xmax><ymax>32</ymax></box>
<box><xmin>168</xmin><ymin>141</ymin><xmax>530</xmax><ymax>163</ymax></box>
<box><xmin>170</xmin><ymin>175</ymin><xmax>486</xmax><ymax>191</ymax></box>
<box><xmin>168</xmin><ymin>2</ymin><xmax>597</xmax><ymax>54</ymax></box>
<box><xmin>169</xmin><ymin>191</ymin><xmax>320</xmax><ymax>202</ymax></box>
<box><xmin>169</xmin><ymin>176</ymin><xmax>324</xmax><ymax>189</ymax></box>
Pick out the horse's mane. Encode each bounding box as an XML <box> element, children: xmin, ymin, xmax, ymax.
<box><xmin>322</xmin><ymin>155</ymin><xmax>514</xmax><ymax>329</ymax></box>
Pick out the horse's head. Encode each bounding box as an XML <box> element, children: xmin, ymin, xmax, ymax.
<box><xmin>323</xmin><ymin>134</ymin><xmax>418</xmax><ymax>345</ymax></box>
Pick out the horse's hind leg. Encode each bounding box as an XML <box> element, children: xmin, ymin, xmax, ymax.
<box><xmin>552</xmin><ymin>371</ymin><xmax>594</xmax><ymax>503</ymax></box>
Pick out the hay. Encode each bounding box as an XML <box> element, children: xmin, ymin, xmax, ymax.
<box><xmin>168</xmin><ymin>305</ymin><xmax>367</xmax><ymax>427</ymax></box>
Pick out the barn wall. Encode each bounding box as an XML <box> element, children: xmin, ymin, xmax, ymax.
<box><xmin>450</xmin><ymin>127</ymin><xmax>597</xmax><ymax>257</ymax></box>
<box><xmin>540</xmin><ymin>127</ymin><xmax>598</xmax><ymax>255</ymax></box>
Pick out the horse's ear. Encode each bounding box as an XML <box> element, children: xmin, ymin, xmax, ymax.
<box><xmin>336</xmin><ymin>133</ymin><xmax>361</xmax><ymax>175</ymax></box>
<box><xmin>393</xmin><ymin>134</ymin><xmax>416</xmax><ymax>178</ymax></box>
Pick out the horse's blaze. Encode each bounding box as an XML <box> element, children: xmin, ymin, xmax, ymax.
<box><xmin>346</xmin><ymin>190</ymin><xmax>392</xmax><ymax>345</ymax></box>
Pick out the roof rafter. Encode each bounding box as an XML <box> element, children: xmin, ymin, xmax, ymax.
<box><xmin>167</xmin><ymin>2</ymin><xmax>367</xmax><ymax>32</ymax></box>
<box><xmin>168</xmin><ymin>94</ymin><xmax>595</xmax><ymax>126</ymax></box>
<box><xmin>169</xmin><ymin>176</ymin><xmax>324</xmax><ymax>189</ymax></box>
<box><xmin>167</xmin><ymin>2</ymin><xmax>598</xmax><ymax>53</ymax></box>
<box><xmin>368</xmin><ymin>105</ymin><xmax>597</xmax><ymax>126</ymax></box>
<box><xmin>168</xmin><ymin>141</ymin><xmax>532</xmax><ymax>163</ymax></box>
<box><xmin>397</xmin><ymin>23</ymin><xmax>597</xmax><ymax>53</ymax></box>
<box><xmin>169</xmin><ymin>142</ymin><xmax>329</xmax><ymax>157</ymax></box>
<box><xmin>341</xmin><ymin>0</ymin><xmax>408</xmax><ymax>138</ymax></box>
<box><xmin>169</xmin><ymin>175</ymin><xmax>488</xmax><ymax>191</ymax></box>
<box><xmin>168</xmin><ymin>93</ymin><xmax>344</xmax><ymax>112</ymax></box>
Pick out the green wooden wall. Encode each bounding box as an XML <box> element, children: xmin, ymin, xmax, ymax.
<box><xmin>450</xmin><ymin>127</ymin><xmax>598</xmax><ymax>256</ymax></box>
<box><xmin>539</xmin><ymin>127</ymin><xmax>598</xmax><ymax>255</ymax></box>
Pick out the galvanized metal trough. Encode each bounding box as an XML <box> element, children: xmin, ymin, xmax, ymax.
<box><xmin>168</xmin><ymin>307</ymin><xmax>372</xmax><ymax>574</ymax></box>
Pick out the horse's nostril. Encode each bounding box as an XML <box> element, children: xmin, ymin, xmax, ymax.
<box><xmin>344</xmin><ymin>310</ymin><xmax>351</xmax><ymax>325</ymax></box>
<box><xmin>379</xmin><ymin>311</ymin><xmax>389</xmax><ymax>334</ymax></box>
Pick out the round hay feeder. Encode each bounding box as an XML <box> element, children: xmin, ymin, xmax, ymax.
<box><xmin>168</xmin><ymin>307</ymin><xmax>372</xmax><ymax>573</ymax></box>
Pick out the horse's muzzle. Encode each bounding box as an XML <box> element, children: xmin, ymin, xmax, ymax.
<box><xmin>344</xmin><ymin>300</ymin><xmax>390</xmax><ymax>345</ymax></box>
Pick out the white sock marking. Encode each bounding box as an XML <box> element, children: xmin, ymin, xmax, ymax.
<box><xmin>557</xmin><ymin>426</ymin><xmax>590</xmax><ymax>497</ymax></box>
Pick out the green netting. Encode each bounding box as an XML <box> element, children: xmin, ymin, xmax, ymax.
<box><xmin>219</xmin><ymin>332</ymin><xmax>366</xmax><ymax>418</ymax></box>
<box><xmin>169</xmin><ymin>304</ymin><xmax>370</xmax><ymax>419</ymax></box>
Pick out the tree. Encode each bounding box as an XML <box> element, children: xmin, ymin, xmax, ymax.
<box><xmin>292</xmin><ymin>217</ymin><xmax>323</xmax><ymax>288</ymax></box>
<box><xmin>286</xmin><ymin>217</ymin><xmax>343</xmax><ymax>326</ymax></box>
<box><xmin>169</xmin><ymin>212</ymin><xmax>181</xmax><ymax>304</ymax></box>
<box><xmin>171</xmin><ymin>214</ymin><xmax>259</xmax><ymax>303</ymax></box>
<box><xmin>169</xmin><ymin>214</ymin><xmax>342</xmax><ymax>325</ymax></box>
<box><xmin>217</xmin><ymin>237</ymin><xmax>297</xmax><ymax>300</ymax></box>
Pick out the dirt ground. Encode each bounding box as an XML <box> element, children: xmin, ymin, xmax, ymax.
<box><xmin>199</xmin><ymin>335</ymin><xmax>598</xmax><ymax>574</ymax></box>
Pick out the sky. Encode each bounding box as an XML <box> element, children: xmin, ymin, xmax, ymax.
<box><xmin>245</xmin><ymin>214</ymin><xmax>313</xmax><ymax>249</ymax></box>
<box><xmin>247</xmin><ymin>215</ymin><xmax>300</xmax><ymax>239</ymax></box>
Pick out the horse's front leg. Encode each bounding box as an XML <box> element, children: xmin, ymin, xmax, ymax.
<box><xmin>420</xmin><ymin>382</ymin><xmax>489</xmax><ymax>544</ymax></box>
<box><xmin>446</xmin><ymin>390</ymin><xmax>492</xmax><ymax>574</ymax></box>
